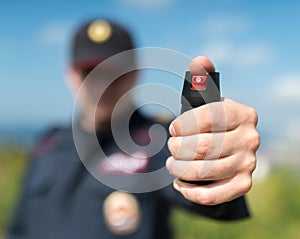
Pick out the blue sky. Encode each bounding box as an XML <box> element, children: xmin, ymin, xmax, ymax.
<box><xmin>1</xmin><ymin>0</ymin><xmax>300</xmax><ymax>159</ymax></box>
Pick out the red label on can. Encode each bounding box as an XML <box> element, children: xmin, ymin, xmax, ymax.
<box><xmin>191</xmin><ymin>75</ymin><xmax>206</xmax><ymax>90</ymax></box>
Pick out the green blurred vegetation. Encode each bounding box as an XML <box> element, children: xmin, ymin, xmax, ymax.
<box><xmin>0</xmin><ymin>147</ymin><xmax>28</xmax><ymax>238</ymax></box>
<box><xmin>1</xmin><ymin>147</ymin><xmax>300</xmax><ymax>239</ymax></box>
<box><xmin>171</xmin><ymin>169</ymin><xmax>300</xmax><ymax>239</ymax></box>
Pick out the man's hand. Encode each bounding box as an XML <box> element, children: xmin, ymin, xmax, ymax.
<box><xmin>166</xmin><ymin>56</ymin><xmax>260</xmax><ymax>205</ymax></box>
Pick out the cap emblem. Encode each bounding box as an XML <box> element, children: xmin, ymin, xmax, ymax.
<box><xmin>87</xmin><ymin>20</ymin><xmax>112</xmax><ymax>43</ymax></box>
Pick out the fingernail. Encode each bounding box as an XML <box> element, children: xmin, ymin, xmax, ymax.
<box><xmin>169</xmin><ymin>124</ymin><xmax>176</xmax><ymax>136</ymax></box>
<box><xmin>166</xmin><ymin>157</ymin><xmax>171</xmax><ymax>170</ymax></box>
<box><xmin>173</xmin><ymin>181</ymin><xmax>180</xmax><ymax>191</ymax></box>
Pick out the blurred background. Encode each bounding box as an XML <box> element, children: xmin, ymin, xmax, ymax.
<box><xmin>1</xmin><ymin>0</ymin><xmax>300</xmax><ymax>238</ymax></box>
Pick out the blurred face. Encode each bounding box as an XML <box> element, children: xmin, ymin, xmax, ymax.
<box><xmin>67</xmin><ymin>66</ymin><xmax>137</xmax><ymax>131</ymax></box>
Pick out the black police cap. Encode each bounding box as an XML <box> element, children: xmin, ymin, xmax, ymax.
<box><xmin>71</xmin><ymin>19</ymin><xmax>135</xmax><ymax>69</ymax></box>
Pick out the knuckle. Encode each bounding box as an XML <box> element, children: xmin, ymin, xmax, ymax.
<box><xmin>245</xmin><ymin>154</ymin><xmax>257</xmax><ymax>174</ymax></box>
<box><xmin>196</xmin><ymin>191</ymin><xmax>215</xmax><ymax>205</ymax></box>
<box><xmin>239</xmin><ymin>175</ymin><xmax>253</xmax><ymax>194</ymax></box>
<box><xmin>242</xmin><ymin>155</ymin><xmax>257</xmax><ymax>175</ymax></box>
<box><xmin>253</xmin><ymin>131</ymin><xmax>261</xmax><ymax>150</ymax></box>
<box><xmin>246</xmin><ymin>107</ymin><xmax>259</xmax><ymax>126</ymax></box>
<box><xmin>246</xmin><ymin>130</ymin><xmax>260</xmax><ymax>151</ymax></box>
<box><xmin>181</xmin><ymin>188</ymin><xmax>191</xmax><ymax>201</ymax></box>
<box><xmin>195</xmin><ymin>136</ymin><xmax>210</xmax><ymax>158</ymax></box>
<box><xmin>238</xmin><ymin>153</ymin><xmax>257</xmax><ymax>175</ymax></box>
<box><xmin>201</xmin><ymin>107</ymin><xmax>213</xmax><ymax>131</ymax></box>
<box><xmin>181</xmin><ymin>188</ymin><xmax>215</xmax><ymax>205</ymax></box>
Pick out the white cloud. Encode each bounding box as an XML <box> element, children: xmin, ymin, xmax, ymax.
<box><xmin>191</xmin><ymin>14</ymin><xmax>273</xmax><ymax>69</ymax></box>
<box><xmin>200</xmin><ymin>41</ymin><xmax>273</xmax><ymax>69</ymax></box>
<box><xmin>123</xmin><ymin>0</ymin><xmax>171</xmax><ymax>9</ymax></box>
<box><xmin>270</xmin><ymin>118</ymin><xmax>300</xmax><ymax>166</ymax></box>
<box><xmin>201</xmin><ymin>15</ymin><xmax>251</xmax><ymax>36</ymax></box>
<box><xmin>286</xmin><ymin>119</ymin><xmax>300</xmax><ymax>141</ymax></box>
<box><xmin>272</xmin><ymin>73</ymin><xmax>300</xmax><ymax>102</ymax></box>
<box><xmin>37</xmin><ymin>21</ymin><xmax>72</xmax><ymax>46</ymax></box>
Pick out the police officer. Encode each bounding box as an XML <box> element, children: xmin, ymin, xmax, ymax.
<box><xmin>7</xmin><ymin>18</ymin><xmax>259</xmax><ymax>239</ymax></box>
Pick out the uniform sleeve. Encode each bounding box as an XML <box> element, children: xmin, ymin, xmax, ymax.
<box><xmin>6</xmin><ymin>154</ymin><xmax>38</xmax><ymax>238</ymax></box>
<box><xmin>6</xmin><ymin>128</ymin><xmax>59</xmax><ymax>238</ymax></box>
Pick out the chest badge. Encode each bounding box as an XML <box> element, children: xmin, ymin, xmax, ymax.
<box><xmin>103</xmin><ymin>191</ymin><xmax>141</xmax><ymax>235</ymax></box>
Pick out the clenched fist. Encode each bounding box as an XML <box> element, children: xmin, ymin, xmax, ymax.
<box><xmin>166</xmin><ymin>56</ymin><xmax>260</xmax><ymax>205</ymax></box>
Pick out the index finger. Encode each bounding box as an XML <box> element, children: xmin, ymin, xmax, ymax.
<box><xmin>169</xmin><ymin>98</ymin><xmax>255</xmax><ymax>136</ymax></box>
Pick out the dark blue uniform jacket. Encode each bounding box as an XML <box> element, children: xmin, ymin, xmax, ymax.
<box><xmin>7</xmin><ymin>112</ymin><xmax>249</xmax><ymax>239</ymax></box>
